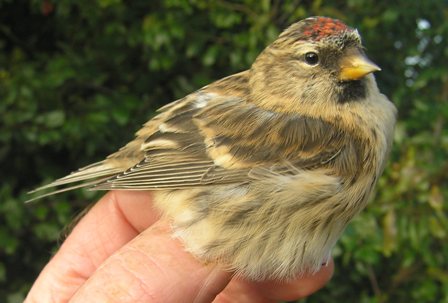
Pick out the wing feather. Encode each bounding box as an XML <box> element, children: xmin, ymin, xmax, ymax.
<box><xmin>29</xmin><ymin>71</ymin><xmax>354</xmax><ymax>200</ymax></box>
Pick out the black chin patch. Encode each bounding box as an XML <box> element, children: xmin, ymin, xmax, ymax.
<box><xmin>336</xmin><ymin>80</ymin><xmax>367</xmax><ymax>103</ymax></box>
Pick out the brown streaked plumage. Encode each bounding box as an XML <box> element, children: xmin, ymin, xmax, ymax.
<box><xmin>29</xmin><ymin>16</ymin><xmax>396</xmax><ymax>280</ymax></box>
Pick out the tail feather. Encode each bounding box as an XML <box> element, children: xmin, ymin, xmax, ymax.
<box><xmin>27</xmin><ymin>161</ymin><xmax>122</xmax><ymax>202</ymax></box>
<box><xmin>25</xmin><ymin>177</ymin><xmax>111</xmax><ymax>203</ymax></box>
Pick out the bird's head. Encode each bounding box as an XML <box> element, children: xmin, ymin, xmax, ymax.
<box><xmin>249</xmin><ymin>17</ymin><xmax>381</xmax><ymax>112</ymax></box>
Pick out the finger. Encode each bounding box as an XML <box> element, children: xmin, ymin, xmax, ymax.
<box><xmin>70</xmin><ymin>219</ymin><xmax>232</xmax><ymax>303</ymax></box>
<box><xmin>25</xmin><ymin>191</ymin><xmax>158</xmax><ymax>303</ymax></box>
<box><xmin>248</xmin><ymin>259</ymin><xmax>334</xmax><ymax>301</ymax></box>
<box><xmin>214</xmin><ymin>260</ymin><xmax>334</xmax><ymax>303</ymax></box>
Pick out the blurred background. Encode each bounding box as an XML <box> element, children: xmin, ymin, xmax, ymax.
<box><xmin>1</xmin><ymin>0</ymin><xmax>447</xmax><ymax>302</ymax></box>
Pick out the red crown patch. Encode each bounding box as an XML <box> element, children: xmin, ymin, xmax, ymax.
<box><xmin>302</xmin><ymin>17</ymin><xmax>350</xmax><ymax>41</ymax></box>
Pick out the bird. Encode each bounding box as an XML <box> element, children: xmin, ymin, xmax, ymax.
<box><xmin>29</xmin><ymin>16</ymin><xmax>397</xmax><ymax>281</ymax></box>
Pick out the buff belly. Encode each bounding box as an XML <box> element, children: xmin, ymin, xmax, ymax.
<box><xmin>152</xmin><ymin>169</ymin><xmax>367</xmax><ymax>280</ymax></box>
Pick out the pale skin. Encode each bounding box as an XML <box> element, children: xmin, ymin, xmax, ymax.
<box><xmin>25</xmin><ymin>191</ymin><xmax>334</xmax><ymax>303</ymax></box>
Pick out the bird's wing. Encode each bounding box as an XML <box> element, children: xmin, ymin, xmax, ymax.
<box><xmin>93</xmin><ymin>89</ymin><xmax>347</xmax><ymax>190</ymax></box>
<box><xmin>28</xmin><ymin>72</ymin><xmax>354</xmax><ymax>200</ymax></box>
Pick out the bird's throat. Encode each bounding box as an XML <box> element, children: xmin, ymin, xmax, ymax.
<box><xmin>335</xmin><ymin>79</ymin><xmax>367</xmax><ymax>103</ymax></box>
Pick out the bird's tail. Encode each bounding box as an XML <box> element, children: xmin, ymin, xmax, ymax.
<box><xmin>26</xmin><ymin>161</ymin><xmax>121</xmax><ymax>203</ymax></box>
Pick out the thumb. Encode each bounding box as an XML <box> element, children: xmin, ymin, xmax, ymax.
<box><xmin>70</xmin><ymin>219</ymin><xmax>232</xmax><ymax>303</ymax></box>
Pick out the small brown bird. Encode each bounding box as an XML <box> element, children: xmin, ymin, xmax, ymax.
<box><xmin>30</xmin><ymin>16</ymin><xmax>396</xmax><ymax>280</ymax></box>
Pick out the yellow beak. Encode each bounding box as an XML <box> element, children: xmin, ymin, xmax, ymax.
<box><xmin>339</xmin><ymin>48</ymin><xmax>381</xmax><ymax>81</ymax></box>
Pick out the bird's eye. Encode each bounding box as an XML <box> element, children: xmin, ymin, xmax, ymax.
<box><xmin>304</xmin><ymin>52</ymin><xmax>319</xmax><ymax>65</ymax></box>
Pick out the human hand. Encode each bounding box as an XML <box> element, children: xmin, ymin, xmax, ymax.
<box><xmin>25</xmin><ymin>191</ymin><xmax>333</xmax><ymax>303</ymax></box>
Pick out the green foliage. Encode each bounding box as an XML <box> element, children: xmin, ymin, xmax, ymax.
<box><xmin>1</xmin><ymin>1</ymin><xmax>447</xmax><ymax>302</ymax></box>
